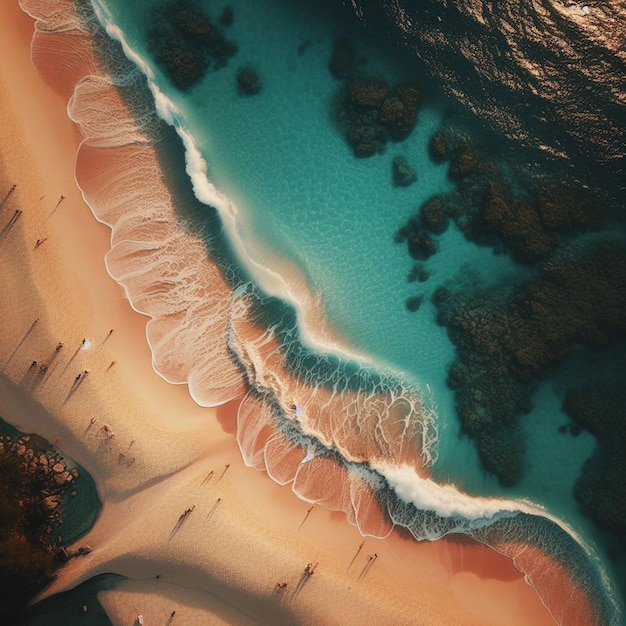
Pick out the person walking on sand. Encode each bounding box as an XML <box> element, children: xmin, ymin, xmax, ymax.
<box><xmin>219</xmin><ymin>463</ymin><xmax>230</xmax><ymax>480</ymax></box>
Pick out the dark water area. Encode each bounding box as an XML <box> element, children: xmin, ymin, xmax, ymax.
<box><xmin>345</xmin><ymin>0</ymin><xmax>626</xmax><ymax>209</ymax></box>
<box><xmin>22</xmin><ymin>574</ymin><xmax>123</xmax><ymax>626</ymax></box>
<box><xmin>54</xmin><ymin>463</ymin><xmax>100</xmax><ymax>547</ymax></box>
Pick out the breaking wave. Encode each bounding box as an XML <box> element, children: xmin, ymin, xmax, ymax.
<box><xmin>18</xmin><ymin>0</ymin><xmax>622</xmax><ymax>624</ymax></box>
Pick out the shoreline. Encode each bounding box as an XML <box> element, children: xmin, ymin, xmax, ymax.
<box><xmin>90</xmin><ymin>0</ymin><xmax>405</xmax><ymax>375</ymax></box>
<box><xmin>0</xmin><ymin>0</ymin><xmax>584</xmax><ymax>624</ymax></box>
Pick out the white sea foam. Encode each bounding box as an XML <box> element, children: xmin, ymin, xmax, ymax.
<box><xmin>375</xmin><ymin>462</ymin><xmax>522</xmax><ymax>521</ymax></box>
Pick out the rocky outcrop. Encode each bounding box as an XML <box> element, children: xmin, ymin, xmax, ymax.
<box><xmin>392</xmin><ymin>156</ymin><xmax>417</xmax><ymax>187</ymax></box>
<box><xmin>147</xmin><ymin>0</ymin><xmax>238</xmax><ymax>91</ymax></box>
<box><xmin>0</xmin><ymin>431</ymin><xmax>80</xmax><ymax>622</ymax></box>
<box><xmin>329</xmin><ymin>38</ymin><xmax>423</xmax><ymax>159</ymax></box>
<box><xmin>236</xmin><ymin>65</ymin><xmax>261</xmax><ymax>96</ymax></box>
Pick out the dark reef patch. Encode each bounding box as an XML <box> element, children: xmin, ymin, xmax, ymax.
<box><xmin>565</xmin><ymin>382</ymin><xmax>626</xmax><ymax>545</ymax></box>
<box><xmin>433</xmin><ymin>242</ymin><xmax>626</xmax><ymax>486</ymax></box>
<box><xmin>328</xmin><ymin>38</ymin><xmax>422</xmax><ymax>158</ymax></box>
<box><xmin>146</xmin><ymin>0</ymin><xmax>238</xmax><ymax>91</ymax></box>
<box><xmin>407</xmin><ymin>264</ymin><xmax>429</xmax><ymax>283</ymax></box>
<box><xmin>236</xmin><ymin>65</ymin><xmax>262</xmax><ymax>96</ymax></box>
<box><xmin>405</xmin><ymin>294</ymin><xmax>424</xmax><ymax>312</ymax></box>
<box><xmin>218</xmin><ymin>5</ymin><xmax>234</xmax><ymax>27</ymax></box>
<box><xmin>398</xmin><ymin>126</ymin><xmax>605</xmax><ymax>267</ymax></box>
<box><xmin>392</xmin><ymin>156</ymin><xmax>417</xmax><ymax>187</ymax></box>
<box><xmin>393</xmin><ymin>105</ymin><xmax>626</xmax><ymax>570</ymax></box>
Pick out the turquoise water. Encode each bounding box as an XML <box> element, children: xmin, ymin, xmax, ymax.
<box><xmin>54</xmin><ymin>459</ymin><xmax>100</xmax><ymax>546</ymax></box>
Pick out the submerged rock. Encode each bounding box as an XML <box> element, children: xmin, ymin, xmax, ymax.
<box><xmin>218</xmin><ymin>6</ymin><xmax>234</xmax><ymax>27</ymax></box>
<box><xmin>448</xmin><ymin>151</ymin><xmax>478</xmax><ymax>180</ymax></box>
<box><xmin>346</xmin><ymin>126</ymin><xmax>386</xmax><ymax>158</ymax></box>
<box><xmin>328</xmin><ymin>37</ymin><xmax>356</xmax><ymax>79</ymax></box>
<box><xmin>147</xmin><ymin>1</ymin><xmax>238</xmax><ymax>91</ymax></box>
<box><xmin>392</xmin><ymin>156</ymin><xmax>417</xmax><ymax>187</ymax></box>
<box><xmin>350</xmin><ymin>77</ymin><xmax>389</xmax><ymax>110</ymax></box>
<box><xmin>420</xmin><ymin>198</ymin><xmax>449</xmax><ymax>234</ymax></box>
<box><xmin>407</xmin><ymin>264</ymin><xmax>430</xmax><ymax>283</ymax></box>
<box><xmin>329</xmin><ymin>39</ymin><xmax>423</xmax><ymax>158</ymax></box>
<box><xmin>405</xmin><ymin>295</ymin><xmax>424</xmax><ymax>312</ymax></box>
<box><xmin>236</xmin><ymin>65</ymin><xmax>261</xmax><ymax>96</ymax></box>
<box><xmin>408</xmin><ymin>232</ymin><xmax>436</xmax><ymax>260</ymax></box>
<box><xmin>380</xmin><ymin>84</ymin><xmax>421</xmax><ymax>141</ymax></box>
<box><xmin>428</xmin><ymin>132</ymin><xmax>451</xmax><ymax>163</ymax></box>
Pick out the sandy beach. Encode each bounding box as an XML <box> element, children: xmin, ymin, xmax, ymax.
<box><xmin>0</xmin><ymin>1</ymin><xmax>573</xmax><ymax>624</ymax></box>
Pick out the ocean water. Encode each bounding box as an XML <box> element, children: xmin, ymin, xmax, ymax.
<box><xmin>20</xmin><ymin>0</ymin><xmax>626</xmax><ymax>622</ymax></box>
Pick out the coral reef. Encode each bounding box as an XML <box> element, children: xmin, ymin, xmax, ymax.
<box><xmin>433</xmin><ymin>242</ymin><xmax>626</xmax><ymax>485</ymax></box>
<box><xmin>565</xmin><ymin>383</ymin><xmax>626</xmax><ymax>544</ymax></box>
<box><xmin>328</xmin><ymin>38</ymin><xmax>422</xmax><ymax>159</ymax></box>
<box><xmin>147</xmin><ymin>0</ymin><xmax>238</xmax><ymax>91</ymax></box>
